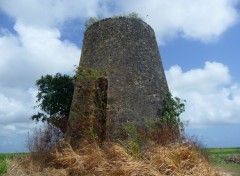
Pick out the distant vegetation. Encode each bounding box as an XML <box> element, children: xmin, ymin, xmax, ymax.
<box><xmin>207</xmin><ymin>148</ymin><xmax>240</xmax><ymax>174</ymax></box>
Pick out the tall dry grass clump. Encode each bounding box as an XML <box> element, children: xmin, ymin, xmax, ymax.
<box><xmin>24</xmin><ymin>124</ymin><xmax>64</xmax><ymax>168</ymax></box>
<box><xmin>6</xmin><ymin>140</ymin><xmax>220</xmax><ymax>176</ymax></box>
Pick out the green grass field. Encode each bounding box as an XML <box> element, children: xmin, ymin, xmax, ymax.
<box><xmin>207</xmin><ymin>148</ymin><xmax>240</xmax><ymax>175</ymax></box>
<box><xmin>0</xmin><ymin>153</ymin><xmax>26</xmax><ymax>176</ymax></box>
<box><xmin>0</xmin><ymin>153</ymin><xmax>15</xmax><ymax>175</ymax></box>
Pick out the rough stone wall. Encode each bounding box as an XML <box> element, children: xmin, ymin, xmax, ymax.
<box><xmin>67</xmin><ymin>17</ymin><xmax>169</xmax><ymax>143</ymax></box>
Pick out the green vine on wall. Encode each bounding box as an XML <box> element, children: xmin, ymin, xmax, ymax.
<box><xmin>69</xmin><ymin>66</ymin><xmax>108</xmax><ymax>144</ymax></box>
<box><xmin>119</xmin><ymin>92</ymin><xmax>186</xmax><ymax>152</ymax></box>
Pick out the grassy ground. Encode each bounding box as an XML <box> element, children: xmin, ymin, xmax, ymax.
<box><xmin>0</xmin><ymin>153</ymin><xmax>15</xmax><ymax>175</ymax></box>
<box><xmin>207</xmin><ymin>148</ymin><xmax>240</xmax><ymax>175</ymax></box>
<box><xmin>0</xmin><ymin>153</ymin><xmax>26</xmax><ymax>176</ymax></box>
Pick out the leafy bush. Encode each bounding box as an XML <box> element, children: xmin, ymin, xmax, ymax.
<box><xmin>155</xmin><ymin>92</ymin><xmax>185</xmax><ymax>144</ymax></box>
<box><xmin>140</xmin><ymin>92</ymin><xmax>186</xmax><ymax>145</ymax></box>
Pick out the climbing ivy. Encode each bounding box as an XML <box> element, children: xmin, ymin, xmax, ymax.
<box><xmin>120</xmin><ymin>92</ymin><xmax>186</xmax><ymax>147</ymax></box>
<box><xmin>68</xmin><ymin>66</ymin><xmax>108</xmax><ymax>145</ymax></box>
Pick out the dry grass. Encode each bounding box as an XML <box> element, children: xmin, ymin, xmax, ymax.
<box><xmin>5</xmin><ymin>141</ymin><xmax>220</xmax><ymax>176</ymax></box>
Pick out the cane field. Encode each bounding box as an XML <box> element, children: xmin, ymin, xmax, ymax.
<box><xmin>0</xmin><ymin>153</ymin><xmax>26</xmax><ymax>176</ymax></box>
<box><xmin>207</xmin><ymin>147</ymin><xmax>240</xmax><ymax>175</ymax></box>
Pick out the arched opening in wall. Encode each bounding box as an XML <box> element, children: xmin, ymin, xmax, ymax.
<box><xmin>94</xmin><ymin>77</ymin><xmax>108</xmax><ymax>143</ymax></box>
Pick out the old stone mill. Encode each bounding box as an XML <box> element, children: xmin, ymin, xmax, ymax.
<box><xmin>66</xmin><ymin>17</ymin><xmax>169</xmax><ymax>146</ymax></box>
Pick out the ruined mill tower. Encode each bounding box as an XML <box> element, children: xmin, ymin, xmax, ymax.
<box><xmin>67</xmin><ymin>17</ymin><xmax>169</xmax><ymax>146</ymax></box>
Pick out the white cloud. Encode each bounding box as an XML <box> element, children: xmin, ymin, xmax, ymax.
<box><xmin>0</xmin><ymin>22</ymin><xmax>80</xmax><ymax>88</ymax></box>
<box><xmin>0</xmin><ymin>93</ymin><xmax>29</xmax><ymax>124</ymax></box>
<box><xmin>0</xmin><ymin>87</ymin><xmax>36</xmax><ymax>123</ymax></box>
<box><xmin>0</xmin><ymin>23</ymin><xmax>79</xmax><ymax>136</ymax></box>
<box><xmin>1</xmin><ymin>0</ymin><xmax>239</xmax><ymax>43</ymax></box>
<box><xmin>0</xmin><ymin>15</ymin><xmax>80</xmax><ymax>138</ymax></box>
<box><xmin>0</xmin><ymin>122</ymin><xmax>41</xmax><ymax>136</ymax></box>
<box><xmin>166</xmin><ymin>62</ymin><xmax>240</xmax><ymax>128</ymax></box>
<box><xmin>0</xmin><ymin>87</ymin><xmax>41</xmax><ymax>136</ymax></box>
<box><xmin>0</xmin><ymin>0</ymin><xmax>103</xmax><ymax>27</ymax></box>
<box><xmin>0</xmin><ymin>0</ymin><xmax>239</xmax><ymax>150</ymax></box>
<box><xmin>113</xmin><ymin>0</ymin><xmax>239</xmax><ymax>43</ymax></box>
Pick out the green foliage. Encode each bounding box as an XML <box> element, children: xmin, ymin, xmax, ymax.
<box><xmin>0</xmin><ymin>153</ymin><xmax>22</xmax><ymax>175</ymax></box>
<box><xmin>207</xmin><ymin>148</ymin><xmax>240</xmax><ymax>155</ymax></box>
<box><xmin>84</xmin><ymin>12</ymin><xmax>143</xmax><ymax>30</ymax></box>
<box><xmin>124</xmin><ymin>12</ymin><xmax>143</xmax><ymax>20</ymax></box>
<box><xmin>143</xmin><ymin>92</ymin><xmax>186</xmax><ymax>144</ymax></box>
<box><xmin>154</xmin><ymin>92</ymin><xmax>185</xmax><ymax>143</ymax></box>
<box><xmin>84</xmin><ymin>17</ymin><xmax>101</xmax><ymax>29</ymax></box>
<box><xmin>117</xmin><ymin>92</ymin><xmax>186</xmax><ymax>150</ymax></box>
<box><xmin>0</xmin><ymin>154</ymin><xmax>8</xmax><ymax>175</ymax></box>
<box><xmin>127</xmin><ymin>140</ymin><xmax>141</xmax><ymax>156</ymax></box>
<box><xmin>121</xmin><ymin>123</ymin><xmax>138</xmax><ymax>138</ymax></box>
<box><xmin>76</xmin><ymin>67</ymin><xmax>101</xmax><ymax>81</ymax></box>
<box><xmin>32</xmin><ymin>73</ymin><xmax>74</xmax><ymax>133</ymax></box>
<box><xmin>160</xmin><ymin>92</ymin><xmax>185</xmax><ymax>130</ymax></box>
<box><xmin>69</xmin><ymin>67</ymin><xmax>107</xmax><ymax>143</ymax></box>
<box><xmin>208</xmin><ymin>148</ymin><xmax>240</xmax><ymax>173</ymax></box>
<box><xmin>0</xmin><ymin>159</ymin><xmax>7</xmax><ymax>175</ymax></box>
<box><xmin>119</xmin><ymin>123</ymin><xmax>144</xmax><ymax>156</ymax></box>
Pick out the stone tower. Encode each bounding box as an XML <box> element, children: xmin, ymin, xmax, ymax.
<box><xmin>67</xmin><ymin>17</ymin><xmax>169</xmax><ymax>145</ymax></box>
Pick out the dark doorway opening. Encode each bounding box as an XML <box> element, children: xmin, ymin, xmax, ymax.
<box><xmin>94</xmin><ymin>77</ymin><xmax>108</xmax><ymax>143</ymax></box>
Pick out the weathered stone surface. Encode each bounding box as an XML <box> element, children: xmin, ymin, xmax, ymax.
<box><xmin>67</xmin><ymin>17</ymin><xmax>169</xmax><ymax>144</ymax></box>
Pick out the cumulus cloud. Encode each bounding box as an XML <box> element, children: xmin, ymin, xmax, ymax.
<box><xmin>0</xmin><ymin>12</ymin><xmax>80</xmax><ymax>137</ymax></box>
<box><xmin>1</xmin><ymin>0</ymin><xmax>239</xmax><ymax>43</ymax></box>
<box><xmin>0</xmin><ymin>88</ymin><xmax>40</xmax><ymax>136</ymax></box>
<box><xmin>113</xmin><ymin>0</ymin><xmax>239</xmax><ymax>43</ymax></box>
<box><xmin>0</xmin><ymin>24</ymin><xmax>79</xmax><ymax>136</ymax></box>
<box><xmin>166</xmin><ymin>62</ymin><xmax>240</xmax><ymax>128</ymax></box>
<box><xmin>0</xmin><ymin>0</ymin><xmax>239</xmax><ymax>151</ymax></box>
<box><xmin>0</xmin><ymin>22</ymin><xmax>80</xmax><ymax>88</ymax></box>
<box><xmin>0</xmin><ymin>0</ymin><xmax>105</xmax><ymax>27</ymax></box>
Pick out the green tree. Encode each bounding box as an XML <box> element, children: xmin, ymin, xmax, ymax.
<box><xmin>32</xmin><ymin>73</ymin><xmax>74</xmax><ymax>133</ymax></box>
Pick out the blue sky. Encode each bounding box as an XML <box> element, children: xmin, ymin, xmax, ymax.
<box><xmin>0</xmin><ymin>0</ymin><xmax>240</xmax><ymax>153</ymax></box>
